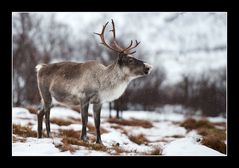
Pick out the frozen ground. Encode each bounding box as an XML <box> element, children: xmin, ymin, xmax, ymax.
<box><xmin>12</xmin><ymin>105</ymin><xmax>226</xmax><ymax>156</ymax></box>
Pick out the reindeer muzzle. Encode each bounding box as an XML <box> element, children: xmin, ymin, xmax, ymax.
<box><xmin>143</xmin><ymin>63</ymin><xmax>153</xmax><ymax>75</ymax></box>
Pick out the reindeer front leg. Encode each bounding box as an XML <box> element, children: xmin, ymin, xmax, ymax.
<box><xmin>93</xmin><ymin>103</ymin><xmax>102</xmax><ymax>144</ymax></box>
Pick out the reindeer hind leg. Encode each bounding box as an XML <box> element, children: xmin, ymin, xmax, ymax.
<box><xmin>37</xmin><ymin>85</ymin><xmax>52</xmax><ymax>138</ymax></box>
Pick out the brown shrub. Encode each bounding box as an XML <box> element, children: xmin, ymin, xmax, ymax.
<box><xmin>50</xmin><ymin>118</ymin><xmax>73</xmax><ymax>126</ymax></box>
<box><xmin>107</xmin><ymin>118</ymin><xmax>153</xmax><ymax>128</ymax></box>
<box><xmin>180</xmin><ymin>118</ymin><xmax>197</xmax><ymax>130</ymax></box>
<box><xmin>129</xmin><ymin>134</ymin><xmax>149</xmax><ymax>145</ymax></box>
<box><xmin>181</xmin><ymin>118</ymin><xmax>227</xmax><ymax>154</ymax></box>
<box><xmin>13</xmin><ymin>124</ymin><xmax>37</xmax><ymax>138</ymax></box>
<box><xmin>59</xmin><ymin>129</ymin><xmax>81</xmax><ymax>139</ymax></box>
<box><xmin>196</xmin><ymin>120</ymin><xmax>214</xmax><ymax>129</ymax></box>
<box><xmin>62</xmin><ymin>137</ymin><xmax>82</xmax><ymax>146</ymax></box>
<box><xmin>201</xmin><ymin>135</ymin><xmax>226</xmax><ymax>154</ymax></box>
<box><xmin>198</xmin><ymin>127</ymin><xmax>226</xmax><ymax>141</ymax></box>
<box><xmin>180</xmin><ymin>118</ymin><xmax>214</xmax><ymax>130</ymax></box>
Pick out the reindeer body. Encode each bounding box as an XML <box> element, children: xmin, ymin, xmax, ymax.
<box><xmin>36</xmin><ymin>20</ymin><xmax>152</xmax><ymax>144</ymax></box>
<box><xmin>37</xmin><ymin>60</ymin><xmax>133</xmax><ymax>106</ymax></box>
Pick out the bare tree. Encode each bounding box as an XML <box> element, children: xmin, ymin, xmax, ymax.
<box><xmin>13</xmin><ymin>13</ymin><xmax>73</xmax><ymax>106</ymax></box>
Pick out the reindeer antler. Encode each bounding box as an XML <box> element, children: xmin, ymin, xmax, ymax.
<box><xmin>94</xmin><ymin>19</ymin><xmax>140</xmax><ymax>55</ymax></box>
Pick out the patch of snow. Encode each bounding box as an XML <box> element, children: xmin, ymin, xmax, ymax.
<box><xmin>126</xmin><ymin>121</ymin><xmax>186</xmax><ymax>142</ymax></box>
<box><xmin>162</xmin><ymin>138</ymin><xmax>225</xmax><ymax>156</ymax></box>
<box><xmin>73</xmin><ymin>149</ymin><xmax>110</xmax><ymax>156</ymax></box>
<box><xmin>12</xmin><ymin>107</ymin><xmax>37</xmax><ymax>126</ymax></box>
<box><xmin>101</xmin><ymin>131</ymin><xmax>153</xmax><ymax>154</ymax></box>
<box><xmin>102</xmin><ymin>131</ymin><xmax>131</xmax><ymax>147</ymax></box>
<box><xmin>12</xmin><ymin>138</ymin><xmax>61</xmax><ymax>156</ymax></box>
<box><xmin>207</xmin><ymin>116</ymin><xmax>226</xmax><ymax>123</ymax></box>
<box><xmin>12</xmin><ymin>107</ymin><xmax>34</xmax><ymax>118</ymax></box>
<box><xmin>50</xmin><ymin>107</ymin><xmax>81</xmax><ymax>119</ymax></box>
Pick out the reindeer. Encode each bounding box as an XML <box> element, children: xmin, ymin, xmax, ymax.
<box><xmin>36</xmin><ymin>19</ymin><xmax>153</xmax><ymax>144</ymax></box>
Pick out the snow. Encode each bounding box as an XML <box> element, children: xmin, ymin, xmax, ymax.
<box><xmin>12</xmin><ymin>107</ymin><xmax>37</xmax><ymax>126</ymax></box>
<box><xmin>12</xmin><ymin>138</ymin><xmax>61</xmax><ymax>156</ymax></box>
<box><xmin>102</xmin><ymin>131</ymin><xmax>154</xmax><ymax>155</ymax></box>
<box><xmin>12</xmin><ymin>106</ymin><xmax>226</xmax><ymax>156</ymax></box>
<box><xmin>163</xmin><ymin>138</ymin><xmax>225</xmax><ymax>156</ymax></box>
<box><xmin>207</xmin><ymin>116</ymin><xmax>226</xmax><ymax>123</ymax></box>
<box><xmin>50</xmin><ymin>107</ymin><xmax>81</xmax><ymax>119</ymax></box>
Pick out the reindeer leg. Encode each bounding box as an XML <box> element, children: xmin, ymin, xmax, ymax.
<box><xmin>80</xmin><ymin>100</ymin><xmax>89</xmax><ymax>142</ymax></box>
<box><xmin>45</xmin><ymin>106</ymin><xmax>51</xmax><ymax>138</ymax></box>
<box><xmin>93</xmin><ymin>103</ymin><xmax>102</xmax><ymax>144</ymax></box>
<box><xmin>37</xmin><ymin>109</ymin><xmax>45</xmax><ymax>138</ymax></box>
<box><xmin>38</xmin><ymin>86</ymin><xmax>52</xmax><ymax>138</ymax></box>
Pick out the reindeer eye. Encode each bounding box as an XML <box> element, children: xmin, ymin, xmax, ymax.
<box><xmin>128</xmin><ymin>58</ymin><xmax>134</xmax><ymax>64</ymax></box>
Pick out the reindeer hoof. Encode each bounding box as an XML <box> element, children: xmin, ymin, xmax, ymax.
<box><xmin>81</xmin><ymin>136</ymin><xmax>89</xmax><ymax>143</ymax></box>
<box><xmin>96</xmin><ymin>139</ymin><xmax>102</xmax><ymax>144</ymax></box>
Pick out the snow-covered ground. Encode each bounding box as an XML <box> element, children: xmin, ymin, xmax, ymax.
<box><xmin>12</xmin><ymin>105</ymin><xmax>226</xmax><ymax>156</ymax></box>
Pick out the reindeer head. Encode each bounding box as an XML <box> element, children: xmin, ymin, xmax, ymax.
<box><xmin>95</xmin><ymin>19</ymin><xmax>153</xmax><ymax>80</ymax></box>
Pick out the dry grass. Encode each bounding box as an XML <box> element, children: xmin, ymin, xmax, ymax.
<box><xmin>107</xmin><ymin>118</ymin><xmax>153</xmax><ymax>128</ymax></box>
<box><xmin>50</xmin><ymin>118</ymin><xmax>74</xmax><ymax>126</ymax></box>
<box><xmin>13</xmin><ymin>124</ymin><xmax>37</xmax><ymax>138</ymax></box>
<box><xmin>59</xmin><ymin>129</ymin><xmax>81</xmax><ymax>139</ymax></box>
<box><xmin>129</xmin><ymin>134</ymin><xmax>149</xmax><ymax>145</ymax></box>
<box><xmin>55</xmin><ymin>143</ymin><xmax>77</xmax><ymax>153</ymax></box>
<box><xmin>164</xmin><ymin>135</ymin><xmax>185</xmax><ymax>139</ymax></box>
<box><xmin>198</xmin><ymin>127</ymin><xmax>226</xmax><ymax>154</ymax></box>
<box><xmin>110</xmin><ymin>125</ymin><xmax>123</xmax><ymax>129</ymax></box>
<box><xmin>201</xmin><ymin>135</ymin><xmax>226</xmax><ymax>154</ymax></box>
<box><xmin>68</xmin><ymin>117</ymin><xmax>81</xmax><ymax>123</ymax></box>
<box><xmin>198</xmin><ymin>127</ymin><xmax>226</xmax><ymax>141</ymax></box>
<box><xmin>62</xmin><ymin>137</ymin><xmax>107</xmax><ymax>151</ymax></box>
<box><xmin>144</xmin><ymin>147</ymin><xmax>162</xmax><ymax>155</ymax></box>
<box><xmin>171</xmin><ymin>135</ymin><xmax>185</xmax><ymax>138</ymax></box>
<box><xmin>57</xmin><ymin>129</ymin><xmax>107</xmax><ymax>153</ymax></box>
<box><xmin>180</xmin><ymin>118</ymin><xmax>214</xmax><ymax>130</ymax></box>
<box><xmin>180</xmin><ymin>118</ymin><xmax>226</xmax><ymax>154</ymax></box>
<box><xmin>89</xmin><ymin>143</ymin><xmax>107</xmax><ymax>151</ymax></box>
<box><xmin>12</xmin><ymin>135</ymin><xmax>27</xmax><ymax>143</ymax></box>
<box><xmin>62</xmin><ymin>137</ymin><xmax>82</xmax><ymax>145</ymax></box>
<box><xmin>111</xmin><ymin>143</ymin><xmax>124</xmax><ymax>155</ymax></box>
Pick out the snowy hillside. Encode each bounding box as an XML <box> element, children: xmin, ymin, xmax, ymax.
<box><xmin>12</xmin><ymin>105</ymin><xmax>226</xmax><ymax>156</ymax></box>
